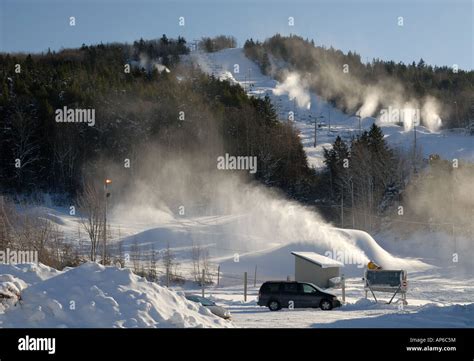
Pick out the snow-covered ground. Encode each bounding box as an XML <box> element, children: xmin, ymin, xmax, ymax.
<box><xmin>202</xmin><ymin>278</ymin><xmax>474</xmax><ymax>328</ymax></box>
<box><xmin>1</xmin><ymin>205</ymin><xmax>471</xmax><ymax>328</ymax></box>
<box><xmin>0</xmin><ymin>262</ymin><xmax>231</xmax><ymax>328</ymax></box>
<box><xmin>186</xmin><ymin>48</ymin><xmax>474</xmax><ymax>169</ymax></box>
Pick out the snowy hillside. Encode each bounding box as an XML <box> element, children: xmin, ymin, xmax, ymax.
<box><xmin>0</xmin><ymin>48</ymin><xmax>470</xmax><ymax>330</ymax></box>
<box><xmin>186</xmin><ymin>48</ymin><xmax>474</xmax><ymax>169</ymax></box>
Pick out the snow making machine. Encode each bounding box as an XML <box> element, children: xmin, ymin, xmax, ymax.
<box><xmin>363</xmin><ymin>263</ymin><xmax>408</xmax><ymax>305</ymax></box>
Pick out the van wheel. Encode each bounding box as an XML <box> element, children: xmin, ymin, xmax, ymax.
<box><xmin>320</xmin><ymin>299</ymin><xmax>333</xmax><ymax>310</ymax></box>
<box><xmin>268</xmin><ymin>300</ymin><xmax>281</xmax><ymax>311</ymax></box>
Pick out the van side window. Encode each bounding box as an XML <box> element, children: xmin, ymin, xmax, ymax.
<box><xmin>283</xmin><ymin>283</ymin><xmax>298</xmax><ymax>293</ymax></box>
<box><xmin>300</xmin><ymin>284</ymin><xmax>317</xmax><ymax>294</ymax></box>
<box><xmin>263</xmin><ymin>283</ymin><xmax>280</xmax><ymax>293</ymax></box>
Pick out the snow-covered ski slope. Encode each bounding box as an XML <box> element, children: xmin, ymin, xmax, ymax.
<box><xmin>186</xmin><ymin>48</ymin><xmax>474</xmax><ymax>169</ymax></box>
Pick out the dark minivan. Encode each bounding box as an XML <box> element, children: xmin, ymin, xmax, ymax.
<box><xmin>258</xmin><ymin>281</ymin><xmax>342</xmax><ymax>311</ymax></box>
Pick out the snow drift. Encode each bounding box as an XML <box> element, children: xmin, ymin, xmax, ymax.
<box><xmin>0</xmin><ymin>262</ymin><xmax>231</xmax><ymax>328</ymax></box>
<box><xmin>319</xmin><ymin>303</ymin><xmax>474</xmax><ymax>328</ymax></box>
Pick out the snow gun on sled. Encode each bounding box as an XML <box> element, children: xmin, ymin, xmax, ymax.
<box><xmin>363</xmin><ymin>261</ymin><xmax>408</xmax><ymax>305</ymax></box>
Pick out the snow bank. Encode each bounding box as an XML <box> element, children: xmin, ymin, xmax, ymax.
<box><xmin>319</xmin><ymin>303</ymin><xmax>474</xmax><ymax>328</ymax></box>
<box><xmin>0</xmin><ymin>263</ymin><xmax>61</xmax><ymax>286</ymax></box>
<box><xmin>0</xmin><ymin>262</ymin><xmax>231</xmax><ymax>328</ymax></box>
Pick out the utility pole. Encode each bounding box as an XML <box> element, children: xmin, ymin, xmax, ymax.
<box><xmin>103</xmin><ymin>179</ymin><xmax>112</xmax><ymax>265</ymax></box>
<box><xmin>351</xmin><ymin>179</ymin><xmax>355</xmax><ymax>229</ymax></box>
<box><xmin>357</xmin><ymin>113</ymin><xmax>361</xmax><ymax>135</ymax></box>
<box><xmin>413</xmin><ymin>122</ymin><xmax>417</xmax><ymax>173</ymax></box>
<box><xmin>328</xmin><ymin>108</ymin><xmax>331</xmax><ymax>131</ymax></box>
<box><xmin>341</xmin><ymin>189</ymin><xmax>344</xmax><ymax>228</ymax></box>
<box><xmin>314</xmin><ymin>117</ymin><xmax>317</xmax><ymax>147</ymax></box>
<box><xmin>293</xmin><ymin>98</ymin><xmax>296</xmax><ymax>120</ymax></box>
<box><xmin>248</xmin><ymin>68</ymin><xmax>252</xmax><ymax>92</ymax></box>
<box><xmin>314</xmin><ymin>115</ymin><xmax>324</xmax><ymax>147</ymax></box>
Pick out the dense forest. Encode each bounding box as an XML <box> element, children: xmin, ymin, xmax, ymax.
<box><xmin>0</xmin><ymin>35</ymin><xmax>315</xmax><ymax>202</ymax></box>
<box><xmin>244</xmin><ymin>34</ymin><xmax>474</xmax><ymax>128</ymax></box>
<box><xmin>198</xmin><ymin>35</ymin><xmax>237</xmax><ymax>53</ymax></box>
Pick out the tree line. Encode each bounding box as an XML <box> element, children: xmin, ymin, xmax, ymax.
<box><xmin>0</xmin><ymin>36</ymin><xmax>316</xmax><ymax>200</ymax></box>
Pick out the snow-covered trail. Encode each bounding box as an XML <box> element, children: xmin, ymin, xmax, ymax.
<box><xmin>186</xmin><ymin>48</ymin><xmax>474</xmax><ymax>169</ymax></box>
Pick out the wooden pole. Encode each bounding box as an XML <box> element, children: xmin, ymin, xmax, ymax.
<box><xmin>201</xmin><ymin>269</ymin><xmax>205</xmax><ymax>298</ymax></box>
<box><xmin>254</xmin><ymin>265</ymin><xmax>257</xmax><ymax>288</ymax></box>
<box><xmin>244</xmin><ymin>272</ymin><xmax>248</xmax><ymax>302</ymax></box>
<box><xmin>341</xmin><ymin>274</ymin><xmax>346</xmax><ymax>304</ymax></box>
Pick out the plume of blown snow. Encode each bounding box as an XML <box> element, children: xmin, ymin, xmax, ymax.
<box><xmin>422</xmin><ymin>96</ymin><xmax>443</xmax><ymax>132</ymax></box>
<box><xmin>103</xmin><ymin>142</ymin><xmax>431</xmax><ymax>273</ymax></box>
<box><xmin>265</xmin><ymin>38</ymin><xmax>445</xmax><ymax>131</ymax></box>
<box><xmin>273</xmin><ymin>72</ymin><xmax>311</xmax><ymax>109</ymax></box>
<box><xmin>358</xmin><ymin>89</ymin><xmax>380</xmax><ymax>118</ymax></box>
<box><xmin>131</xmin><ymin>53</ymin><xmax>170</xmax><ymax>74</ymax></box>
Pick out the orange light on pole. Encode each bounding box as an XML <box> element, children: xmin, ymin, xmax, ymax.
<box><xmin>103</xmin><ymin>178</ymin><xmax>112</xmax><ymax>264</ymax></box>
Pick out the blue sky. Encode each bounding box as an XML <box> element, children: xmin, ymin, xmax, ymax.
<box><xmin>1</xmin><ymin>0</ymin><xmax>472</xmax><ymax>69</ymax></box>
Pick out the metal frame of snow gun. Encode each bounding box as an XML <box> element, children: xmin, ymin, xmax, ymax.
<box><xmin>363</xmin><ymin>269</ymin><xmax>408</xmax><ymax>305</ymax></box>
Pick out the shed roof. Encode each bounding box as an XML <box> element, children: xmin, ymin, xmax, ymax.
<box><xmin>291</xmin><ymin>251</ymin><xmax>344</xmax><ymax>268</ymax></box>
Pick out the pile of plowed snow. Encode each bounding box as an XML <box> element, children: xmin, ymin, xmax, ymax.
<box><xmin>0</xmin><ymin>263</ymin><xmax>231</xmax><ymax>328</ymax></box>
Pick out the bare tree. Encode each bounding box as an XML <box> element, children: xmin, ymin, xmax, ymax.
<box><xmin>130</xmin><ymin>238</ymin><xmax>140</xmax><ymax>273</ymax></box>
<box><xmin>10</xmin><ymin>108</ymin><xmax>40</xmax><ymax>186</ymax></box>
<box><xmin>0</xmin><ymin>196</ymin><xmax>15</xmax><ymax>250</ymax></box>
<box><xmin>148</xmin><ymin>244</ymin><xmax>158</xmax><ymax>281</ymax></box>
<box><xmin>77</xmin><ymin>183</ymin><xmax>104</xmax><ymax>262</ymax></box>
<box><xmin>191</xmin><ymin>242</ymin><xmax>213</xmax><ymax>284</ymax></box>
<box><xmin>162</xmin><ymin>243</ymin><xmax>177</xmax><ymax>285</ymax></box>
<box><xmin>191</xmin><ymin>242</ymin><xmax>202</xmax><ymax>282</ymax></box>
<box><xmin>201</xmin><ymin>248</ymin><xmax>213</xmax><ymax>284</ymax></box>
<box><xmin>53</xmin><ymin>128</ymin><xmax>79</xmax><ymax>188</ymax></box>
<box><xmin>0</xmin><ymin>197</ymin><xmax>63</xmax><ymax>267</ymax></box>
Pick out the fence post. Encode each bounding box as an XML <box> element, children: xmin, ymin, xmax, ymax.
<box><xmin>201</xmin><ymin>269</ymin><xmax>205</xmax><ymax>298</ymax></box>
<box><xmin>244</xmin><ymin>272</ymin><xmax>248</xmax><ymax>302</ymax></box>
<box><xmin>254</xmin><ymin>265</ymin><xmax>257</xmax><ymax>288</ymax></box>
<box><xmin>341</xmin><ymin>274</ymin><xmax>346</xmax><ymax>304</ymax></box>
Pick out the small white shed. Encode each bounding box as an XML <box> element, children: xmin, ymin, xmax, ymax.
<box><xmin>291</xmin><ymin>252</ymin><xmax>344</xmax><ymax>288</ymax></box>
